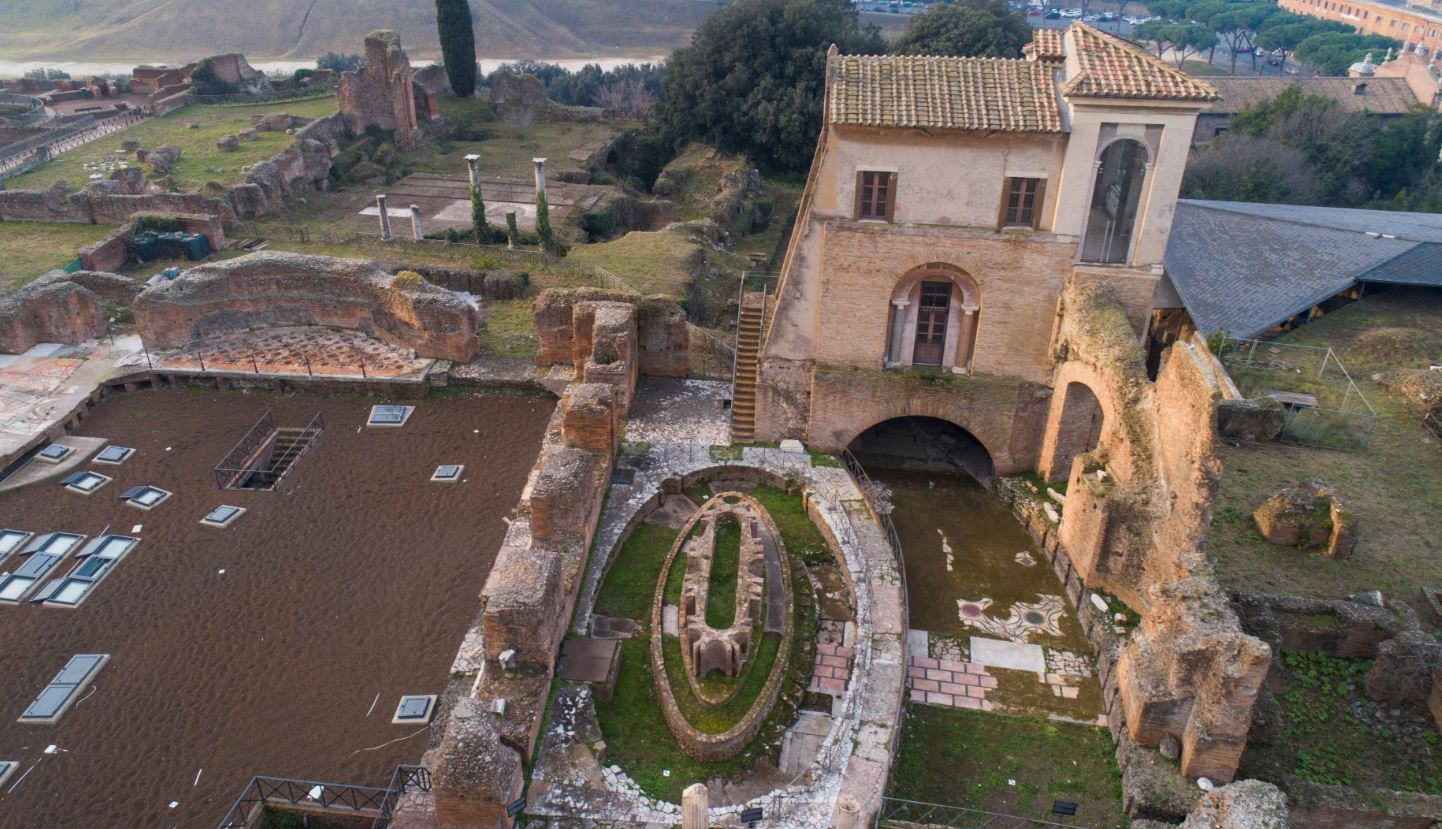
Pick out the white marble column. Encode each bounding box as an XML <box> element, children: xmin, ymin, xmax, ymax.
<box><xmin>532</xmin><ymin>157</ymin><xmax>548</xmax><ymax>201</ymax></box>
<box><xmin>464</xmin><ymin>153</ymin><xmax>481</xmax><ymax>193</ymax></box>
<box><xmin>375</xmin><ymin>194</ymin><xmax>393</xmax><ymax>242</ymax></box>
<box><xmin>681</xmin><ymin>783</ymin><xmax>709</xmax><ymax>829</ymax></box>
<box><xmin>409</xmin><ymin>204</ymin><xmax>424</xmax><ymax>241</ymax></box>
<box><xmin>833</xmin><ymin>794</ymin><xmax>862</xmax><ymax>829</ymax></box>
<box><xmin>886</xmin><ymin>299</ymin><xmax>909</xmax><ymax>365</ymax></box>
<box><xmin>953</xmin><ymin>304</ymin><xmax>979</xmax><ymax>373</ymax></box>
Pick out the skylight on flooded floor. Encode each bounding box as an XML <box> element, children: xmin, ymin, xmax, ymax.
<box><xmin>19</xmin><ymin>654</ymin><xmax>109</xmax><ymax>724</ymax></box>
<box><xmin>200</xmin><ymin>505</ymin><xmax>246</xmax><ymax>528</ymax></box>
<box><xmin>120</xmin><ymin>486</ymin><xmax>172</xmax><ymax>510</ymax></box>
<box><xmin>93</xmin><ymin>445</ymin><xmax>135</xmax><ymax>465</ymax></box>
<box><xmin>61</xmin><ymin>472</ymin><xmax>110</xmax><ymax>495</ymax></box>
<box><xmin>367</xmin><ymin>405</ymin><xmax>415</xmax><ymax>427</ymax></box>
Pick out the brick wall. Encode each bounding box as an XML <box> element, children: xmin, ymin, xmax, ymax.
<box><xmin>813</xmin><ymin>221</ymin><xmax>1071</xmax><ymax>386</ymax></box>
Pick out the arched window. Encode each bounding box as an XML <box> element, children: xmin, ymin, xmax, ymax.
<box><xmin>1081</xmin><ymin>138</ymin><xmax>1148</xmax><ymax>265</ymax></box>
<box><xmin>884</xmin><ymin>264</ymin><xmax>981</xmax><ymax>373</ymax></box>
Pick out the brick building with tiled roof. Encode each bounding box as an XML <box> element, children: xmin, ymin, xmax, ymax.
<box><xmin>750</xmin><ymin>22</ymin><xmax>1215</xmax><ymax>470</ymax></box>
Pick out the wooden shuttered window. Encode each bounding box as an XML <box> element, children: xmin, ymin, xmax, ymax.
<box><xmin>997</xmin><ymin>176</ymin><xmax>1046</xmax><ymax>230</ymax></box>
<box><xmin>855</xmin><ymin>170</ymin><xmax>897</xmax><ymax>221</ymax></box>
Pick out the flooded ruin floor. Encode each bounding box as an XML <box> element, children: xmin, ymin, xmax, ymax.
<box><xmin>0</xmin><ymin>387</ymin><xmax>554</xmax><ymax>829</ymax></box>
<box><xmin>878</xmin><ymin>468</ymin><xmax>1103</xmax><ymax>719</ymax></box>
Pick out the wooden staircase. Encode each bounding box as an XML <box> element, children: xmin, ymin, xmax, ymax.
<box><xmin>731</xmin><ymin>294</ymin><xmax>766</xmax><ymax>443</ymax></box>
<box><xmin>240</xmin><ymin>425</ymin><xmax>320</xmax><ymax>489</ymax></box>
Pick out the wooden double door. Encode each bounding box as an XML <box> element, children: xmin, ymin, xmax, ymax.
<box><xmin>913</xmin><ymin>281</ymin><xmax>951</xmax><ymax>366</ymax></box>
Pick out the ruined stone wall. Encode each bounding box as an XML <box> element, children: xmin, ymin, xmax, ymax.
<box><xmin>0</xmin><ymin>274</ymin><xmax>107</xmax><ymax>353</ymax></box>
<box><xmin>435</xmin><ymin>307</ymin><xmax>642</xmax><ymax>827</ymax></box>
<box><xmin>534</xmin><ymin>287</ymin><xmax>689</xmax><ymax>379</ymax></box>
<box><xmin>78</xmin><ymin>229</ymin><xmax>131</xmax><ymax>272</ymax></box>
<box><xmin>1033</xmin><ymin>284</ymin><xmax>1270</xmax><ymax>785</ymax></box>
<box><xmin>805</xmin><ymin>364</ymin><xmax>1050</xmax><ymax>474</ymax></box>
<box><xmin>131</xmin><ymin>251</ymin><xmax>480</xmax><ymax>361</ymax></box>
<box><xmin>228</xmin><ymin>113</ymin><xmax>345</xmax><ymax>218</ymax></box>
<box><xmin>336</xmin><ymin>30</ymin><xmax>418</xmax><ymax>147</ymax></box>
<box><xmin>0</xmin><ymin>187</ymin><xmax>236</xmax><ymax>227</ymax></box>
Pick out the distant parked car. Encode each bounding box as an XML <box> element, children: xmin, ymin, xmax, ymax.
<box><xmin>1045</xmin><ymin>8</ymin><xmax>1061</xmax><ymax>18</ymax></box>
<box><xmin>1026</xmin><ymin>7</ymin><xmax>1042</xmax><ymax>15</ymax></box>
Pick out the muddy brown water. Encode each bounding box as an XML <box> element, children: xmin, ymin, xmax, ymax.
<box><xmin>879</xmin><ymin>468</ymin><xmax>1090</xmax><ymax>653</ymax></box>
<box><xmin>0</xmin><ymin>388</ymin><xmax>552</xmax><ymax>828</ymax></box>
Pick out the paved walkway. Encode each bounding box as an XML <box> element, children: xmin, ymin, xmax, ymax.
<box><xmin>0</xmin><ymin>336</ymin><xmax>145</xmax><ymax>467</ymax></box>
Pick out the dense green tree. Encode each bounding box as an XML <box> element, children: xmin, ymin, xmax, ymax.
<box><xmin>889</xmin><ymin>0</ymin><xmax>1031</xmax><ymax>58</ymax></box>
<box><xmin>316</xmin><ymin>52</ymin><xmax>363</xmax><ymax>73</ymax></box>
<box><xmin>1134</xmin><ymin>18</ymin><xmax>1216</xmax><ymax>67</ymax></box>
<box><xmin>658</xmin><ymin>0</ymin><xmax>885</xmax><ymax>173</ymax></box>
<box><xmin>435</xmin><ymin>0</ymin><xmax>478</xmax><ymax>97</ymax></box>
<box><xmin>1293</xmin><ymin>31</ymin><xmax>1399</xmax><ymax>75</ymax></box>
<box><xmin>1186</xmin><ymin>86</ymin><xmax>1442</xmax><ymax>211</ymax></box>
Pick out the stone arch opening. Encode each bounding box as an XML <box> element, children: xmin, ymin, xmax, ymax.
<box><xmin>1042</xmin><ymin>381</ymin><xmax>1105</xmax><ymax>483</ymax></box>
<box><xmin>884</xmin><ymin>263</ymin><xmax>981</xmax><ymax>372</ymax></box>
<box><xmin>1081</xmin><ymin>138</ymin><xmax>1149</xmax><ymax>265</ymax></box>
<box><xmin>846</xmin><ymin>416</ymin><xmax>995</xmax><ymax>484</ymax></box>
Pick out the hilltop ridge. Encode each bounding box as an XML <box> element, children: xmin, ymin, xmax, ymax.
<box><xmin>0</xmin><ymin>0</ymin><xmax>721</xmax><ymax>62</ymax></box>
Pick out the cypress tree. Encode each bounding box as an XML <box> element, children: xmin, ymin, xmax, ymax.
<box><xmin>435</xmin><ymin>0</ymin><xmax>477</xmax><ymax>97</ymax></box>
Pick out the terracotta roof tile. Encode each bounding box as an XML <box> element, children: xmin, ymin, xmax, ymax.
<box><xmin>1063</xmin><ymin>23</ymin><xmax>1217</xmax><ymax>102</ymax></box>
<box><xmin>828</xmin><ymin>54</ymin><xmax>1063</xmax><ymax>133</ymax></box>
<box><xmin>1025</xmin><ymin>28</ymin><xmax>1066</xmax><ymax>62</ymax></box>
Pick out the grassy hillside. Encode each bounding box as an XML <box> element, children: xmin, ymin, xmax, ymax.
<box><xmin>0</xmin><ymin>0</ymin><xmax>718</xmax><ymax>61</ymax></box>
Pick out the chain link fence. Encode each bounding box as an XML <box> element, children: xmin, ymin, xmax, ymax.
<box><xmin>1217</xmin><ymin>337</ymin><xmax>1378</xmax><ymax>450</ymax></box>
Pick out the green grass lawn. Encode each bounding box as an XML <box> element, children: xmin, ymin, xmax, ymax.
<box><xmin>890</xmin><ymin>705</ymin><xmax>1127</xmax><ymax>829</ymax></box>
<box><xmin>569</xmin><ymin>225</ymin><xmax>709</xmax><ymax>298</ymax></box>
<box><xmin>0</xmin><ymin>221</ymin><xmax>122</xmax><ymax>290</ymax></box>
<box><xmin>1209</xmin><ymin>288</ymin><xmax>1442</xmax><ymax>614</ymax></box>
<box><xmin>7</xmin><ymin>96</ymin><xmax>338</xmax><ymax>193</ymax></box>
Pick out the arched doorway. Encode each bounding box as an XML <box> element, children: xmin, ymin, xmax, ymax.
<box><xmin>884</xmin><ymin>264</ymin><xmax>981</xmax><ymax>373</ymax></box>
<box><xmin>847</xmin><ymin>416</ymin><xmax>995</xmax><ymax>484</ymax></box>
<box><xmin>1043</xmin><ymin>381</ymin><xmax>1104</xmax><ymax>483</ymax></box>
<box><xmin>1080</xmin><ymin>138</ymin><xmax>1148</xmax><ymax>265</ymax></box>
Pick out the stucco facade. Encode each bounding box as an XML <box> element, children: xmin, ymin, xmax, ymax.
<box><xmin>755</xmin><ymin>24</ymin><xmax>1215</xmax><ymax>475</ymax></box>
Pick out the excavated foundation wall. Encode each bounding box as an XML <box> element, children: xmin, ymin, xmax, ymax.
<box><xmin>431</xmin><ymin>293</ymin><xmax>645</xmax><ymax>829</ymax></box>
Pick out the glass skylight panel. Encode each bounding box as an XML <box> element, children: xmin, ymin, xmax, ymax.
<box><xmin>0</xmin><ymin>529</ymin><xmax>30</xmax><ymax>560</ymax></box>
<box><xmin>36</xmin><ymin>444</ymin><xmax>73</xmax><ymax>463</ymax></box>
<box><xmin>49</xmin><ymin>581</ymin><xmax>90</xmax><ymax>607</ymax></box>
<box><xmin>121</xmin><ymin>486</ymin><xmax>171</xmax><ymax>510</ymax></box>
<box><xmin>431</xmin><ymin>464</ymin><xmax>464</xmax><ymax>482</ymax></box>
<box><xmin>391</xmin><ymin>694</ymin><xmax>437</xmax><ymax>724</ymax></box>
<box><xmin>0</xmin><ymin>578</ymin><xmax>35</xmax><ymax>602</ymax></box>
<box><xmin>368</xmin><ymin>405</ymin><xmax>415</xmax><ymax>427</ymax></box>
<box><xmin>41</xmin><ymin>536</ymin><xmax>136</xmax><ymax>608</ymax></box>
<box><xmin>200</xmin><ymin>505</ymin><xmax>246</xmax><ymax>528</ymax></box>
<box><xmin>93</xmin><ymin>445</ymin><xmax>134</xmax><ymax>465</ymax></box>
<box><xmin>19</xmin><ymin>654</ymin><xmax>108</xmax><ymax>723</ymax></box>
<box><xmin>0</xmin><ymin>761</ymin><xmax>15</xmax><ymax>788</ymax></box>
<box><xmin>63</xmin><ymin>472</ymin><xmax>110</xmax><ymax>494</ymax></box>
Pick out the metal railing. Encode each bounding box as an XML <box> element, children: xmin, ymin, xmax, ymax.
<box><xmin>214</xmin><ymin>764</ymin><xmax>430</xmax><ymax>829</ymax></box>
<box><xmin>213</xmin><ymin>411</ymin><xmax>324</xmax><ymax>491</ymax></box>
<box><xmin>688</xmin><ymin>323</ymin><xmax>736</xmax><ymax>381</ymax></box>
<box><xmin>0</xmin><ymin>91</ymin><xmax>50</xmax><ymax>126</ymax></box>
<box><xmin>213</xmin><ymin>411</ymin><xmax>277</xmax><ymax>490</ymax></box>
<box><xmin>0</xmin><ymin>111</ymin><xmax>146</xmax><ymax>179</ymax></box>
<box><xmin>875</xmin><ymin>797</ymin><xmax>1093</xmax><ymax>829</ymax></box>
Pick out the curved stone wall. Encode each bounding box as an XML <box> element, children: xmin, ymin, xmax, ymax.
<box><xmin>648</xmin><ymin>490</ymin><xmax>797</xmax><ymax>762</ymax></box>
<box><xmin>132</xmin><ymin>251</ymin><xmax>481</xmax><ymax>362</ymax></box>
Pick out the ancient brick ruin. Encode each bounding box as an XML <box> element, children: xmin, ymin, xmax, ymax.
<box><xmin>336</xmin><ymin>30</ymin><xmax>419</xmax><ymax>148</ymax></box>
<box><xmin>131</xmin><ymin>251</ymin><xmax>481</xmax><ymax>361</ymax></box>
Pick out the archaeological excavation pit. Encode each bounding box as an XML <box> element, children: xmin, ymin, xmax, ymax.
<box><xmin>0</xmin><ymin>387</ymin><xmax>554</xmax><ymax>829</ymax></box>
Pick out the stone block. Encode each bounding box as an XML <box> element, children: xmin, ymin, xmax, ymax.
<box><xmin>528</xmin><ymin>446</ymin><xmax>599</xmax><ymax>549</ymax></box>
<box><xmin>0</xmin><ymin>274</ymin><xmax>106</xmax><ymax>353</ymax></box>
<box><xmin>1217</xmin><ymin>396</ymin><xmax>1284</xmax><ymax>442</ymax></box>
<box><xmin>482</xmin><ymin>544</ymin><xmax>565</xmax><ymax>664</ymax></box>
<box><xmin>432</xmin><ymin>697</ymin><xmax>523</xmax><ymax>829</ymax></box>
<box><xmin>1177</xmin><ymin>780</ymin><xmax>1287</xmax><ymax>829</ymax></box>
<box><xmin>1364</xmin><ymin>630</ymin><xmax>1441</xmax><ymax>705</ymax></box>
<box><xmin>561</xmin><ymin>383</ymin><xmax>619</xmax><ymax>454</ymax></box>
<box><xmin>216</xmin><ymin>134</ymin><xmax>239</xmax><ymax>152</ymax></box>
<box><xmin>1253</xmin><ymin>480</ymin><xmax>1355</xmax><ymax>558</ymax></box>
